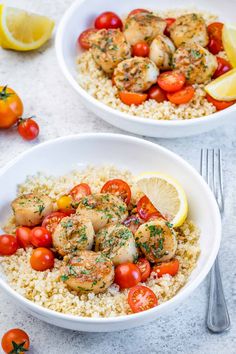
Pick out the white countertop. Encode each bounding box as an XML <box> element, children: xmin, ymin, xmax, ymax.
<box><xmin>0</xmin><ymin>1</ymin><xmax>236</xmax><ymax>353</ymax></box>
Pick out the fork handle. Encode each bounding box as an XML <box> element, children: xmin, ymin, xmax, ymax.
<box><xmin>207</xmin><ymin>256</ymin><xmax>230</xmax><ymax>333</ymax></box>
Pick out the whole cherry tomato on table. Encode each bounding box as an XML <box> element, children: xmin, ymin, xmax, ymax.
<box><xmin>0</xmin><ymin>86</ymin><xmax>23</xmax><ymax>129</ymax></box>
<box><xmin>128</xmin><ymin>285</ymin><xmax>158</xmax><ymax>313</ymax></box>
<box><xmin>0</xmin><ymin>235</ymin><xmax>18</xmax><ymax>256</ymax></box>
<box><xmin>101</xmin><ymin>179</ymin><xmax>131</xmax><ymax>205</ymax></box>
<box><xmin>115</xmin><ymin>263</ymin><xmax>141</xmax><ymax>289</ymax></box>
<box><xmin>213</xmin><ymin>57</ymin><xmax>232</xmax><ymax>79</ymax></box>
<box><xmin>95</xmin><ymin>12</ymin><xmax>123</xmax><ymax>30</ymax></box>
<box><xmin>78</xmin><ymin>28</ymin><xmax>98</xmax><ymax>50</ymax></box>
<box><xmin>17</xmin><ymin>117</ymin><xmax>39</xmax><ymax>140</ymax></box>
<box><xmin>16</xmin><ymin>227</ymin><xmax>32</xmax><ymax>249</ymax></box>
<box><xmin>132</xmin><ymin>41</ymin><xmax>150</xmax><ymax>57</ymax></box>
<box><xmin>30</xmin><ymin>226</ymin><xmax>52</xmax><ymax>248</ymax></box>
<box><xmin>30</xmin><ymin>247</ymin><xmax>54</xmax><ymax>271</ymax></box>
<box><xmin>1</xmin><ymin>328</ymin><xmax>30</xmax><ymax>354</ymax></box>
<box><xmin>42</xmin><ymin>211</ymin><xmax>67</xmax><ymax>234</ymax></box>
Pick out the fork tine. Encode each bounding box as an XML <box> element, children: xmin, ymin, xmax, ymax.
<box><xmin>218</xmin><ymin>149</ymin><xmax>224</xmax><ymax>213</ymax></box>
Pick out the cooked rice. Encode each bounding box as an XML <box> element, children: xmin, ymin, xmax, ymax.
<box><xmin>76</xmin><ymin>9</ymin><xmax>225</xmax><ymax>121</ymax></box>
<box><xmin>0</xmin><ymin>166</ymin><xmax>200</xmax><ymax>317</ymax></box>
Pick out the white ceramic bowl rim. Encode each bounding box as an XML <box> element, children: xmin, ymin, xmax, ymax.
<box><xmin>55</xmin><ymin>0</ymin><xmax>236</xmax><ymax>128</ymax></box>
<box><xmin>0</xmin><ymin>133</ymin><xmax>221</xmax><ymax>324</ymax></box>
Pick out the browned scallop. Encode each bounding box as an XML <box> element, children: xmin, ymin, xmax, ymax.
<box><xmin>90</xmin><ymin>29</ymin><xmax>131</xmax><ymax>74</ymax></box>
<box><xmin>134</xmin><ymin>219</ymin><xmax>177</xmax><ymax>263</ymax></box>
<box><xmin>113</xmin><ymin>57</ymin><xmax>159</xmax><ymax>92</ymax></box>
<box><xmin>76</xmin><ymin>193</ymin><xmax>128</xmax><ymax>232</ymax></box>
<box><xmin>149</xmin><ymin>34</ymin><xmax>175</xmax><ymax>70</ymax></box>
<box><xmin>61</xmin><ymin>250</ymin><xmax>114</xmax><ymax>294</ymax></box>
<box><xmin>52</xmin><ymin>214</ymin><xmax>94</xmax><ymax>256</ymax></box>
<box><xmin>11</xmin><ymin>193</ymin><xmax>53</xmax><ymax>227</ymax></box>
<box><xmin>169</xmin><ymin>13</ymin><xmax>209</xmax><ymax>48</ymax></box>
<box><xmin>124</xmin><ymin>12</ymin><xmax>166</xmax><ymax>46</ymax></box>
<box><xmin>172</xmin><ymin>43</ymin><xmax>218</xmax><ymax>84</ymax></box>
<box><xmin>95</xmin><ymin>224</ymin><xmax>138</xmax><ymax>265</ymax></box>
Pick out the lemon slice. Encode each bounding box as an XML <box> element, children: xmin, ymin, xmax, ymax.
<box><xmin>0</xmin><ymin>5</ymin><xmax>54</xmax><ymax>51</ymax></box>
<box><xmin>136</xmin><ymin>172</ymin><xmax>188</xmax><ymax>227</ymax></box>
<box><xmin>222</xmin><ymin>23</ymin><xmax>236</xmax><ymax>67</ymax></box>
<box><xmin>205</xmin><ymin>68</ymin><xmax>236</xmax><ymax>101</ymax></box>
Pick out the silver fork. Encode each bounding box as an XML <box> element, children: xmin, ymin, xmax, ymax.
<box><xmin>200</xmin><ymin>149</ymin><xmax>230</xmax><ymax>333</ymax></box>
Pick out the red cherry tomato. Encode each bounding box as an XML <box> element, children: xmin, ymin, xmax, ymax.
<box><xmin>146</xmin><ymin>212</ymin><xmax>164</xmax><ymax>221</ymax></box>
<box><xmin>213</xmin><ymin>57</ymin><xmax>232</xmax><ymax>79</ymax></box>
<box><xmin>128</xmin><ymin>9</ymin><xmax>150</xmax><ymax>17</ymax></box>
<box><xmin>30</xmin><ymin>227</ymin><xmax>52</xmax><ymax>248</ymax></box>
<box><xmin>95</xmin><ymin>12</ymin><xmax>123</xmax><ymax>30</ymax></box>
<box><xmin>208</xmin><ymin>37</ymin><xmax>223</xmax><ymax>55</ymax></box>
<box><xmin>157</xmin><ymin>71</ymin><xmax>186</xmax><ymax>92</ymax></box>
<box><xmin>42</xmin><ymin>212</ymin><xmax>67</xmax><ymax>234</ymax></box>
<box><xmin>101</xmin><ymin>179</ymin><xmax>131</xmax><ymax>205</ymax></box>
<box><xmin>69</xmin><ymin>183</ymin><xmax>91</xmax><ymax>202</ymax></box>
<box><xmin>119</xmin><ymin>91</ymin><xmax>147</xmax><ymax>106</ymax></box>
<box><xmin>137</xmin><ymin>196</ymin><xmax>162</xmax><ymax>221</ymax></box>
<box><xmin>78</xmin><ymin>28</ymin><xmax>98</xmax><ymax>50</ymax></box>
<box><xmin>153</xmin><ymin>259</ymin><xmax>179</xmax><ymax>277</ymax></box>
<box><xmin>167</xmin><ymin>86</ymin><xmax>195</xmax><ymax>105</ymax></box>
<box><xmin>30</xmin><ymin>247</ymin><xmax>54</xmax><ymax>271</ymax></box>
<box><xmin>207</xmin><ymin>22</ymin><xmax>224</xmax><ymax>54</ymax></box>
<box><xmin>115</xmin><ymin>263</ymin><xmax>141</xmax><ymax>289</ymax></box>
<box><xmin>1</xmin><ymin>328</ymin><xmax>30</xmax><ymax>354</ymax></box>
<box><xmin>17</xmin><ymin>117</ymin><xmax>39</xmax><ymax>141</ymax></box>
<box><xmin>164</xmin><ymin>18</ymin><xmax>176</xmax><ymax>36</ymax></box>
<box><xmin>123</xmin><ymin>214</ymin><xmax>143</xmax><ymax>234</ymax></box>
<box><xmin>0</xmin><ymin>235</ymin><xmax>18</xmax><ymax>256</ymax></box>
<box><xmin>206</xmin><ymin>94</ymin><xmax>235</xmax><ymax>111</ymax></box>
<box><xmin>148</xmin><ymin>85</ymin><xmax>167</xmax><ymax>103</ymax></box>
<box><xmin>128</xmin><ymin>285</ymin><xmax>158</xmax><ymax>313</ymax></box>
<box><xmin>132</xmin><ymin>41</ymin><xmax>150</xmax><ymax>57</ymax></box>
<box><xmin>136</xmin><ymin>258</ymin><xmax>151</xmax><ymax>282</ymax></box>
<box><xmin>16</xmin><ymin>227</ymin><xmax>32</xmax><ymax>249</ymax></box>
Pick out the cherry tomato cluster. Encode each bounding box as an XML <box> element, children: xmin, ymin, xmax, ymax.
<box><xmin>0</xmin><ymin>86</ymin><xmax>39</xmax><ymax>140</ymax></box>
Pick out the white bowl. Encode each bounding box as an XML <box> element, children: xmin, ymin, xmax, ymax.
<box><xmin>0</xmin><ymin>134</ymin><xmax>221</xmax><ymax>331</ymax></box>
<box><xmin>55</xmin><ymin>0</ymin><xmax>236</xmax><ymax>138</ymax></box>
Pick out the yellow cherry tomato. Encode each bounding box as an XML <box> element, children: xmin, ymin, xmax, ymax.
<box><xmin>57</xmin><ymin>195</ymin><xmax>73</xmax><ymax>211</ymax></box>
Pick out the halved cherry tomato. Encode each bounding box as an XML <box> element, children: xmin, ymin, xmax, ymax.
<box><xmin>119</xmin><ymin>91</ymin><xmax>147</xmax><ymax>106</ymax></box>
<box><xmin>69</xmin><ymin>183</ymin><xmax>91</xmax><ymax>202</ymax></box>
<box><xmin>207</xmin><ymin>22</ymin><xmax>224</xmax><ymax>54</ymax></box>
<box><xmin>167</xmin><ymin>86</ymin><xmax>195</xmax><ymax>105</ymax></box>
<box><xmin>16</xmin><ymin>227</ymin><xmax>32</xmax><ymax>249</ymax></box>
<box><xmin>213</xmin><ymin>57</ymin><xmax>232</xmax><ymax>79</ymax></box>
<box><xmin>30</xmin><ymin>227</ymin><xmax>52</xmax><ymax>248</ymax></box>
<box><xmin>148</xmin><ymin>85</ymin><xmax>167</xmax><ymax>103</ymax></box>
<box><xmin>0</xmin><ymin>235</ymin><xmax>18</xmax><ymax>256</ymax></box>
<box><xmin>95</xmin><ymin>12</ymin><xmax>123</xmax><ymax>30</ymax></box>
<box><xmin>42</xmin><ymin>212</ymin><xmax>67</xmax><ymax>234</ymax></box>
<box><xmin>136</xmin><ymin>258</ymin><xmax>151</xmax><ymax>282</ymax></box>
<box><xmin>30</xmin><ymin>247</ymin><xmax>54</xmax><ymax>271</ymax></box>
<box><xmin>1</xmin><ymin>328</ymin><xmax>30</xmax><ymax>354</ymax></box>
<box><xmin>153</xmin><ymin>259</ymin><xmax>179</xmax><ymax>277</ymax></box>
<box><xmin>123</xmin><ymin>214</ymin><xmax>143</xmax><ymax>234</ymax></box>
<box><xmin>206</xmin><ymin>94</ymin><xmax>235</xmax><ymax>111</ymax></box>
<box><xmin>164</xmin><ymin>18</ymin><xmax>176</xmax><ymax>36</ymax></box>
<box><xmin>128</xmin><ymin>9</ymin><xmax>150</xmax><ymax>17</ymax></box>
<box><xmin>128</xmin><ymin>285</ymin><xmax>158</xmax><ymax>313</ymax></box>
<box><xmin>157</xmin><ymin>71</ymin><xmax>186</xmax><ymax>92</ymax></box>
<box><xmin>101</xmin><ymin>179</ymin><xmax>131</xmax><ymax>205</ymax></box>
<box><xmin>78</xmin><ymin>28</ymin><xmax>98</xmax><ymax>50</ymax></box>
<box><xmin>115</xmin><ymin>263</ymin><xmax>141</xmax><ymax>289</ymax></box>
<box><xmin>0</xmin><ymin>86</ymin><xmax>23</xmax><ymax>129</ymax></box>
<box><xmin>132</xmin><ymin>41</ymin><xmax>149</xmax><ymax>57</ymax></box>
<box><xmin>137</xmin><ymin>196</ymin><xmax>162</xmax><ymax>221</ymax></box>
<box><xmin>17</xmin><ymin>117</ymin><xmax>39</xmax><ymax>141</ymax></box>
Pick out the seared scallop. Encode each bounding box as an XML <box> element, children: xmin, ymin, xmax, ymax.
<box><xmin>169</xmin><ymin>13</ymin><xmax>209</xmax><ymax>48</ymax></box>
<box><xmin>95</xmin><ymin>224</ymin><xmax>138</xmax><ymax>265</ymax></box>
<box><xmin>61</xmin><ymin>250</ymin><xmax>114</xmax><ymax>294</ymax></box>
<box><xmin>76</xmin><ymin>193</ymin><xmax>128</xmax><ymax>232</ymax></box>
<box><xmin>11</xmin><ymin>193</ymin><xmax>53</xmax><ymax>227</ymax></box>
<box><xmin>124</xmin><ymin>12</ymin><xmax>166</xmax><ymax>45</ymax></box>
<box><xmin>114</xmin><ymin>57</ymin><xmax>159</xmax><ymax>92</ymax></box>
<box><xmin>134</xmin><ymin>219</ymin><xmax>177</xmax><ymax>263</ymax></box>
<box><xmin>90</xmin><ymin>29</ymin><xmax>131</xmax><ymax>74</ymax></box>
<box><xmin>172</xmin><ymin>43</ymin><xmax>217</xmax><ymax>84</ymax></box>
<box><xmin>52</xmin><ymin>214</ymin><xmax>94</xmax><ymax>256</ymax></box>
<box><xmin>149</xmin><ymin>34</ymin><xmax>175</xmax><ymax>70</ymax></box>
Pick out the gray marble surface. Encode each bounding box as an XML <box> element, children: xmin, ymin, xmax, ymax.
<box><xmin>0</xmin><ymin>1</ymin><xmax>236</xmax><ymax>353</ymax></box>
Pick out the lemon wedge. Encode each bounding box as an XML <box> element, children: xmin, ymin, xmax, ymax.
<box><xmin>0</xmin><ymin>5</ymin><xmax>54</xmax><ymax>51</ymax></box>
<box><xmin>222</xmin><ymin>23</ymin><xmax>236</xmax><ymax>67</ymax></box>
<box><xmin>205</xmin><ymin>68</ymin><xmax>236</xmax><ymax>101</ymax></box>
<box><xmin>136</xmin><ymin>172</ymin><xmax>188</xmax><ymax>227</ymax></box>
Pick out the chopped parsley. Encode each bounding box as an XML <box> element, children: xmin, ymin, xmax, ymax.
<box><xmin>61</xmin><ymin>219</ymin><xmax>73</xmax><ymax>228</ymax></box>
<box><xmin>61</xmin><ymin>274</ymin><xmax>69</xmax><ymax>281</ymax></box>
